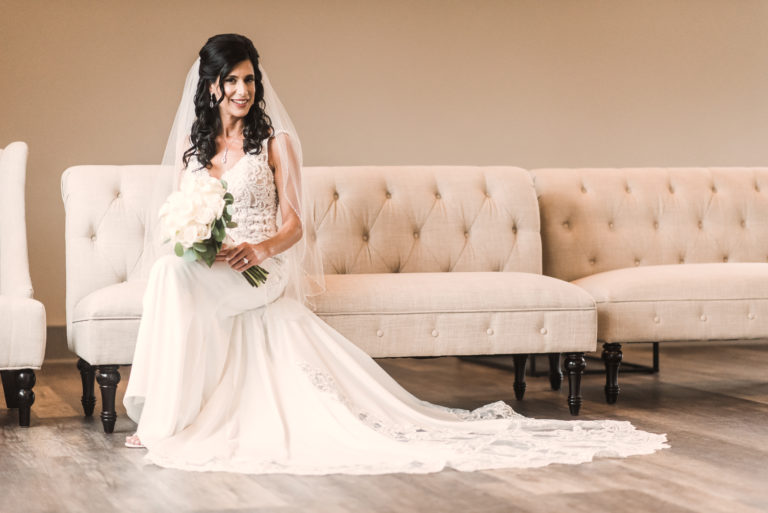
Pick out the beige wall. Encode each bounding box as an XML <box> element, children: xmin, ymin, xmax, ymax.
<box><xmin>2</xmin><ymin>0</ymin><xmax>768</xmax><ymax>325</ymax></box>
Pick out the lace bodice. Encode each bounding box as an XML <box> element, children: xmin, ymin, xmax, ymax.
<box><xmin>191</xmin><ymin>144</ymin><xmax>278</xmax><ymax>245</ymax></box>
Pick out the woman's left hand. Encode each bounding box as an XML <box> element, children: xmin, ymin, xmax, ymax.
<box><xmin>224</xmin><ymin>242</ymin><xmax>270</xmax><ymax>272</ymax></box>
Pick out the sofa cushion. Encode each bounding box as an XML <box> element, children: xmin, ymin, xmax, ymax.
<box><xmin>573</xmin><ymin>263</ymin><xmax>768</xmax><ymax>343</ymax></box>
<box><xmin>314</xmin><ymin>272</ymin><xmax>596</xmax><ymax>357</ymax></box>
<box><xmin>70</xmin><ymin>281</ymin><xmax>145</xmax><ymax>365</ymax></box>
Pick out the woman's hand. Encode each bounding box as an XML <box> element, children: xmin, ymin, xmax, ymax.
<box><xmin>218</xmin><ymin>242</ymin><xmax>271</xmax><ymax>272</ymax></box>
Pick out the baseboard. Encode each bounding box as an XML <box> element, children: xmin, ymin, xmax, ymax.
<box><xmin>45</xmin><ymin>326</ymin><xmax>76</xmax><ymax>363</ymax></box>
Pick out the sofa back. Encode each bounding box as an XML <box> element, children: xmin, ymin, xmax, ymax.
<box><xmin>61</xmin><ymin>165</ymin><xmax>171</xmax><ymax>332</ymax></box>
<box><xmin>304</xmin><ymin>166</ymin><xmax>541</xmax><ymax>275</ymax></box>
<box><xmin>0</xmin><ymin>142</ymin><xmax>33</xmax><ymax>298</ymax></box>
<box><xmin>532</xmin><ymin>167</ymin><xmax>768</xmax><ymax>282</ymax></box>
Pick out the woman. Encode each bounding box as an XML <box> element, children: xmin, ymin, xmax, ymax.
<box><xmin>124</xmin><ymin>34</ymin><xmax>668</xmax><ymax>474</ymax></box>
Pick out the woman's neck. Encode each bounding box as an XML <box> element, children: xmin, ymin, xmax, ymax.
<box><xmin>220</xmin><ymin>115</ymin><xmax>245</xmax><ymax>138</ymax></box>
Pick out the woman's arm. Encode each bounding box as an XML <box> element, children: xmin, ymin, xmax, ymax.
<box><xmin>222</xmin><ymin>133</ymin><xmax>303</xmax><ymax>272</ymax></box>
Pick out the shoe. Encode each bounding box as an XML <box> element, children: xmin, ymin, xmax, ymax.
<box><xmin>125</xmin><ymin>434</ymin><xmax>145</xmax><ymax>449</ymax></box>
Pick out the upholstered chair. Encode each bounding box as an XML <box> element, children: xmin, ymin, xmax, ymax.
<box><xmin>0</xmin><ymin>142</ymin><xmax>47</xmax><ymax>427</ymax></box>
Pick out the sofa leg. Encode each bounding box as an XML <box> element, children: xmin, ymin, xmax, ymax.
<box><xmin>512</xmin><ymin>354</ymin><xmax>528</xmax><ymax>400</ymax></box>
<box><xmin>16</xmin><ymin>369</ymin><xmax>36</xmax><ymax>427</ymax></box>
<box><xmin>77</xmin><ymin>358</ymin><xmax>96</xmax><ymax>416</ymax></box>
<box><xmin>602</xmin><ymin>343</ymin><xmax>623</xmax><ymax>404</ymax></box>
<box><xmin>564</xmin><ymin>353</ymin><xmax>586</xmax><ymax>416</ymax></box>
<box><xmin>96</xmin><ymin>365</ymin><xmax>120</xmax><ymax>433</ymax></box>
<box><xmin>548</xmin><ymin>353</ymin><xmax>562</xmax><ymax>390</ymax></box>
<box><xmin>1</xmin><ymin>370</ymin><xmax>20</xmax><ymax>408</ymax></box>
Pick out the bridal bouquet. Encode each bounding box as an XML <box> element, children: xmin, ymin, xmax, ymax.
<box><xmin>158</xmin><ymin>173</ymin><xmax>268</xmax><ymax>287</ymax></box>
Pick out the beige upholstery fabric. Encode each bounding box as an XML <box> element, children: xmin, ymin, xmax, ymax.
<box><xmin>305</xmin><ymin>166</ymin><xmax>542</xmax><ymax>275</ymax></box>
<box><xmin>0</xmin><ymin>142</ymin><xmax>46</xmax><ymax>369</ymax></box>
<box><xmin>533</xmin><ymin>167</ymin><xmax>768</xmax><ymax>344</ymax></box>
<box><xmin>63</xmin><ymin>164</ymin><xmax>596</xmax><ymax>364</ymax></box>
<box><xmin>532</xmin><ymin>167</ymin><xmax>768</xmax><ymax>281</ymax></box>
<box><xmin>70</xmin><ymin>281</ymin><xmax>145</xmax><ymax>364</ymax></box>
<box><xmin>575</xmin><ymin>263</ymin><xmax>768</xmax><ymax>343</ymax></box>
<box><xmin>61</xmin><ymin>165</ymin><xmax>166</xmax><ymax>358</ymax></box>
<box><xmin>315</xmin><ymin>273</ymin><xmax>596</xmax><ymax>357</ymax></box>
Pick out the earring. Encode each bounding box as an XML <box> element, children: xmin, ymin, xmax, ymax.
<box><xmin>209</xmin><ymin>93</ymin><xmax>216</xmax><ymax>108</ymax></box>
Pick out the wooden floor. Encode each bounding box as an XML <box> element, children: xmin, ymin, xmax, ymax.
<box><xmin>1</xmin><ymin>342</ymin><xmax>766</xmax><ymax>513</ymax></box>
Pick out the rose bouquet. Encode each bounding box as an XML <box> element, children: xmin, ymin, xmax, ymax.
<box><xmin>158</xmin><ymin>173</ymin><xmax>268</xmax><ymax>287</ymax></box>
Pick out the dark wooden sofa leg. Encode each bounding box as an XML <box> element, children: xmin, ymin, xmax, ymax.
<box><xmin>1</xmin><ymin>369</ymin><xmax>36</xmax><ymax>427</ymax></box>
<box><xmin>96</xmin><ymin>365</ymin><xmax>120</xmax><ymax>433</ymax></box>
<box><xmin>602</xmin><ymin>342</ymin><xmax>623</xmax><ymax>404</ymax></box>
<box><xmin>564</xmin><ymin>353</ymin><xmax>585</xmax><ymax>415</ymax></box>
<box><xmin>1</xmin><ymin>370</ymin><xmax>20</xmax><ymax>408</ymax></box>
<box><xmin>548</xmin><ymin>353</ymin><xmax>562</xmax><ymax>390</ymax></box>
<box><xmin>77</xmin><ymin>358</ymin><xmax>96</xmax><ymax>416</ymax></box>
<box><xmin>512</xmin><ymin>354</ymin><xmax>528</xmax><ymax>400</ymax></box>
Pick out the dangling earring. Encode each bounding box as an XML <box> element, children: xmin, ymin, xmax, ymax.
<box><xmin>210</xmin><ymin>93</ymin><xmax>216</xmax><ymax>108</ymax></box>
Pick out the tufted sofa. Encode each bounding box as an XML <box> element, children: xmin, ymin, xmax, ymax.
<box><xmin>62</xmin><ymin>164</ymin><xmax>597</xmax><ymax>432</ymax></box>
<box><xmin>532</xmin><ymin>167</ymin><xmax>768</xmax><ymax>403</ymax></box>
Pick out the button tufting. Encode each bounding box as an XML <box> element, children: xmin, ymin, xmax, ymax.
<box><xmin>608</xmin><ymin>222</ymin><xmax>614</xmax><ymax>230</ymax></box>
<box><xmin>679</xmin><ymin>257</ymin><xmax>685</xmax><ymax>264</ymax></box>
<box><xmin>431</xmin><ymin>329</ymin><xmax>439</xmax><ymax>337</ymax></box>
<box><xmin>362</xmin><ymin>234</ymin><xmax>369</xmax><ymax>241</ymax></box>
<box><xmin>723</xmin><ymin>256</ymin><xmax>729</xmax><ymax>263</ymax></box>
<box><xmin>748</xmin><ymin>313</ymin><xmax>756</xmax><ymax>320</ymax></box>
<box><xmin>376</xmin><ymin>329</ymin><xmax>384</xmax><ymax>337</ymax></box>
<box><xmin>413</xmin><ymin>232</ymin><xmax>420</xmax><ymax>239</ymax></box>
<box><xmin>464</xmin><ymin>231</ymin><xmax>469</xmax><ymax>238</ymax></box>
<box><xmin>625</xmin><ymin>186</ymin><xmax>632</xmax><ymax>193</ymax></box>
<box><xmin>698</xmin><ymin>221</ymin><xmax>703</xmax><ymax>229</ymax></box>
<box><xmin>634</xmin><ymin>259</ymin><xmax>640</xmax><ymax>266</ymax></box>
<box><xmin>669</xmin><ymin>186</ymin><xmax>675</xmax><ymax>194</ymax></box>
<box><xmin>90</xmin><ymin>234</ymin><xmax>96</xmax><ymax>241</ymax></box>
<box><xmin>512</xmin><ymin>225</ymin><xmax>517</xmax><ymax>234</ymax></box>
<box><xmin>486</xmin><ymin>328</ymin><xmax>494</xmax><ymax>335</ymax></box>
<box><xmin>741</xmin><ymin>220</ymin><xmax>746</xmax><ymax>228</ymax></box>
<box><xmin>653</xmin><ymin>316</ymin><xmax>660</xmax><ymax>324</ymax></box>
<box><xmin>562</xmin><ymin>221</ymin><xmax>570</xmax><ymax>229</ymax></box>
<box><xmin>711</xmin><ymin>186</ymin><xmax>717</xmax><ymax>193</ymax></box>
<box><xmin>115</xmin><ymin>192</ymin><xmax>121</xmax><ymax>198</ymax></box>
<box><xmin>435</xmin><ymin>192</ymin><xmax>441</xmax><ymax>199</ymax></box>
<box><xmin>385</xmin><ymin>192</ymin><xmax>391</xmax><ymax>199</ymax></box>
<box><xmin>700</xmin><ymin>314</ymin><xmax>707</xmax><ymax>321</ymax></box>
<box><xmin>333</xmin><ymin>192</ymin><xmax>339</xmax><ymax>200</ymax></box>
<box><xmin>580</xmin><ymin>185</ymin><xmax>587</xmax><ymax>193</ymax></box>
<box><xmin>539</xmin><ymin>328</ymin><xmax>548</xmax><ymax>335</ymax></box>
<box><xmin>589</xmin><ymin>258</ymin><xmax>596</xmax><ymax>265</ymax></box>
<box><xmin>653</xmin><ymin>221</ymin><xmax>659</xmax><ymax>229</ymax></box>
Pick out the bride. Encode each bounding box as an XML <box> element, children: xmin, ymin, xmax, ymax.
<box><xmin>123</xmin><ymin>33</ymin><xmax>668</xmax><ymax>474</ymax></box>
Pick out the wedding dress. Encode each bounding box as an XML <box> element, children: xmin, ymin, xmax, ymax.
<box><xmin>123</xmin><ymin>139</ymin><xmax>669</xmax><ymax>475</ymax></box>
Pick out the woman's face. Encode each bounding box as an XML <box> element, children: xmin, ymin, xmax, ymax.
<box><xmin>211</xmin><ymin>59</ymin><xmax>256</xmax><ymax>120</ymax></box>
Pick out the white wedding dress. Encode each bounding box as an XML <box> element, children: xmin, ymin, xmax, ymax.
<box><xmin>124</xmin><ymin>143</ymin><xmax>668</xmax><ymax>475</ymax></box>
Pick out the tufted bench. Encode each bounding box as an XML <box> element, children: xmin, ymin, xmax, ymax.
<box><xmin>62</xmin><ymin>164</ymin><xmax>596</xmax><ymax>432</ymax></box>
<box><xmin>532</xmin><ymin>167</ymin><xmax>768</xmax><ymax>404</ymax></box>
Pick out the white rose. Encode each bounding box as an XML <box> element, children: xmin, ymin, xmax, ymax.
<box><xmin>177</xmin><ymin>223</ymin><xmax>201</xmax><ymax>248</ymax></box>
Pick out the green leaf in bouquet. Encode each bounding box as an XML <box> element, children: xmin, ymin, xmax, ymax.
<box><xmin>220</xmin><ymin>179</ymin><xmax>228</xmax><ymax>189</ymax></box>
<box><xmin>213</xmin><ymin>225</ymin><xmax>225</xmax><ymax>242</ymax></box>
<box><xmin>174</xmin><ymin>242</ymin><xmax>184</xmax><ymax>257</ymax></box>
<box><xmin>226</xmin><ymin>221</ymin><xmax>237</xmax><ymax>229</ymax></box>
<box><xmin>201</xmin><ymin>246</ymin><xmax>216</xmax><ymax>267</ymax></box>
<box><xmin>224</xmin><ymin>192</ymin><xmax>234</xmax><ymax>203</ymax></box>
<box><xmin>182</xmin><ymin>248</ymin><xmax>198</xmax><ymax>262</ymax></box>
<box><xmin>193</xmin><ymin>242</ymin><xmax>208</xmax><ymax>252</ymax></box>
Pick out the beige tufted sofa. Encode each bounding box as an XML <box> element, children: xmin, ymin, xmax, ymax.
<box><xmin>62</xmin><ymin>164</ymin><xmax>597</xmax><ymax>432</ymax></box>
<box><xmin>532</xmin><ymin>167</ymin><xmax>768</xmax><ymax>403</ymax></box>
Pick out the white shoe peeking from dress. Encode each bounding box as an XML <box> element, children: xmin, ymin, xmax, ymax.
<box><xmin>125</xmin><ymin>434</ymin><xmax>145</xmax><ymax>449</ymax></box>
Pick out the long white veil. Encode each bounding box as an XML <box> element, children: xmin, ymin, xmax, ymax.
<box><xmin>141</xmin><ymin>57</ymin><xmax>324</xmax><ymax>306</ymax></box>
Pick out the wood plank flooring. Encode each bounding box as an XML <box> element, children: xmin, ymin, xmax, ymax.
<box><xmin>1</xmin><ymin>341</ymin><xmax>766</xmax><ymax>513</ymax></box>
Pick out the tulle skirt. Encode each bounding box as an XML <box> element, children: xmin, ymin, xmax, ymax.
<box><xmin>123</xmin><ymin>255</ymin><xmax>668</xmax><ymax>475</ymax></box>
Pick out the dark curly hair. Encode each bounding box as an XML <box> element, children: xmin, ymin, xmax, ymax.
<box><xmin>183</xmin><ymin>34</ymin><xmax>273</xmax><ymax>169</ymax></box>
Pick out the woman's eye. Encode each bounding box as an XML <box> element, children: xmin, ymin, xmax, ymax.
<box><xmin>245</xmin><ymin>77</ymin><xmax>255</xmax><ymax>83</ymax></box>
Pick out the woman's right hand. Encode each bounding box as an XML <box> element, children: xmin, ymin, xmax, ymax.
<box><xmin>215</xmin><ymin>246</ymin><xmax>233</xmax><ymax>262</ymax></box>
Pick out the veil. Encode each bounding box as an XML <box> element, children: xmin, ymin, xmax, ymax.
<box><xmin>141</xmin><ymin>58</ymin><xmax>325</xmax><ymax>306</ymax></box>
